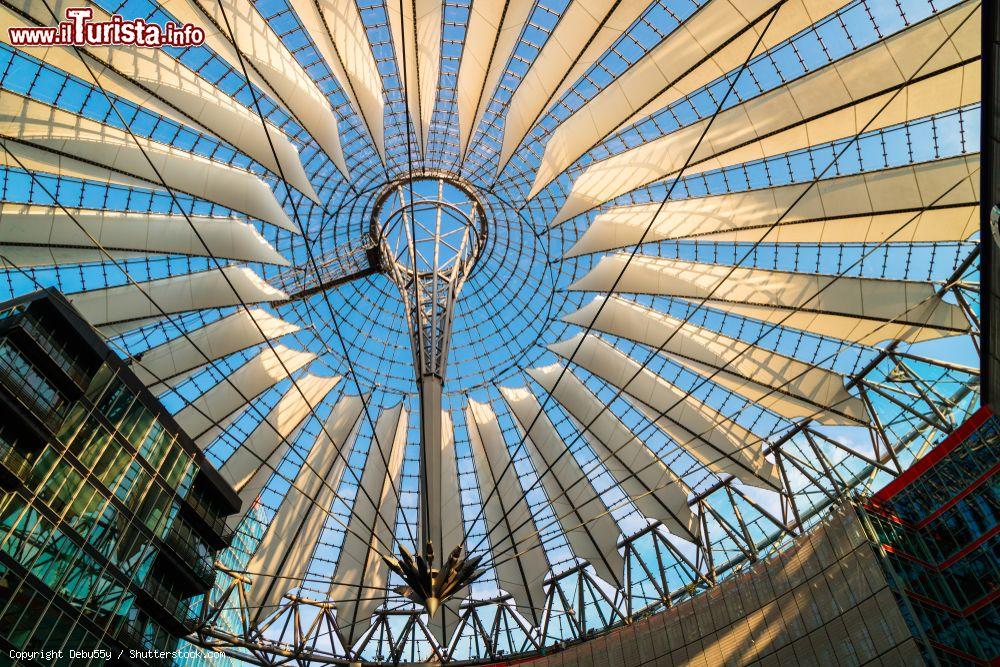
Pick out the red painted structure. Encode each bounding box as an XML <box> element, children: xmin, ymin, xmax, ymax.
<box><xmin>863</xmin><ymin>406</ymin><xmax>999</xmax><ymax>666</ymax></box>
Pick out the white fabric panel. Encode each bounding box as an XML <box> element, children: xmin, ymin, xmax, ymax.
<box><xmin>130</xmin><ymin>308</ymin><xmax>299</xmax><ymax>393</ymax></box>
<box><xmin>0</xmin><ymin>247</ymin><xmax>151</xmax><ymax>269</ymax></box>
<box><xmin>286</xmin><ymin>0</ymin><xmax>385</xmax><ymax>160</ymax></box>
<box><xmin>153</xmin><ymin>0</ymin><xmax>284</xmax><ymax>104</ymax></box>
<box><xmin>161</xmin><ymin>0</ymin><xmax>349</xmax><ymax>176</ymax></box>
<box><xmin>569</xmin><ymin>253</ymin><xmax>971</xmax><ymax>345</ymax></box>
<box><xmin>330</xmin><ymin>404</ymin><xmax>408</xmax><ymax>643</ymax></box>
<box><xmin>0</xmin><ymin>93</ymin><xmax>297</xmax><ymax>233</ymax></box>
<box><xmin>549</xmin><ymin>333</ymin><xmax>782</xmax><ymax>489</ymax></box>
<box><xmin>566</xmin><ymin>155</ymin><xmax>981</xmax><ymax>254</ymax></box>
<box><xmin>499</xmin><ymin>0</ymin><xmax>650</xmax><ymax>171</ymax></box>
<box><xmin>387</xmin><ymin>0</ymin><xmax>442</xmax><ymax>152</ymax></box>
<box><xmin>526</xmin><ymin>363</ymin><xmax>698</xmax><ymax>540</ymax></box>
<box><xmin>245</xmin><ymin>394</ymin><xmax>367</xmax><ymax>619</ymax></box>
<box><xmin>428</xmin><ymin>410</ymin><xmax>466</xmax><ymax>645</ymax></box>
<box><xmin>0</xmin><ymin>139</ymin><xmax>146</xmax><ymax>191</ymax></box>
<box><xmin>0</xmin><ymin>2</ymin><xmax>189</xmax><ymax>128</ymax></box>
<box><xmin>456</xmin><ymin>0</ymin><xmax>533</xmax><ymax>156</ymax></box>
<box><xmin>499</xmin><ymin>386</ymin><xmax>624</xmax><ymax>586</ymax></box>
<box><xmin>0</xmin><ymin>0</ymin><xmax>318</xmax><ymax>201</ymax></box>
<box><xmin>66</xmin><ymin>266</ymin><xmax>286</xmax><ymax>336</ymax></box>
<box><xmin>0</xmin><ymin>203</ymin><xmax>289</xmax><ymax>267</ymax></box>
<box><xmin>465</xmin><ymin>399</ymin><xmax>547</xmax><ymax>625</ymax></box>
<box><xmin>438</xmin><ymin>410</ymin><xmax>465</xmax><ymax>565</ymax></box>
<box><xmin>533</xmin><ymin>0</ymin><xmax>854</xmax><ymax>194</ymax></box>
<box><xmin>220</xmin><ymin>374</ymin><xmax>341</xmax><ymax>506</ymax></box>
<box><xmin>563</xmin><ymin>296</ymin><xmax>867</xmax><ymax>425</ymax></box>
<box><xmin>551</xmin><ymin>1</ymin><xmax>982</xmax><ymax>223</ymax></box>
<box><xmin>172</xmin><ymin>343</ymin><xmax>316</xmax><ymax>444</ymax></box>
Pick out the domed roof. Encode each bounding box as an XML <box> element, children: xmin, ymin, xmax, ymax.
<box><xmin>0</xmin><ymin>0</ymin><xmax>982</xmax><ymax>661</ymax></box>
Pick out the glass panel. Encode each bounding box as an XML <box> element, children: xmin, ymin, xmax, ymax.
<box><xmin>138</xmin><ymin>423</ymin><xmax>165</xmax><ymax>466</ymax></box>
<box><xmin>177</xmin><ymin>464</ymin><xmax>195</xmax><ymax>498</ymax></box>
<box><xmin>57</xmin><ymin>403</ymin><xmax>89</xmax><ymax>446</ymax></box>
<box><xmin>78</xmin><ymin>424</ymin><xmax>113</xmax><ymax>470</ymax></box>
<box><xmin>139</xmin><ymin>488</ymin><xmax>170</xmax><ymax>535</ymax></box>
<box><xmin>97</xmin><ymin>382</ymin><xmax>133</xmax><ymax>427</ymax></box>
<box><xmin>95</xmin><ymin>447</ymin><xmax>131</xmax><ymax>492</ymax></box>
<box><xmin>164</xmin><ymin>450</ymin><xmax>192</xmax><ymax>491</ymax></box>
<box><xmin>0</xmin><ymin>340</ymin><xmax>67</xmax><ymax>427</ymax></box>
<box><xmin>113</xmin><ymin>460</ymin><xmax>144</xmax><ymax>505</ymax></box>
<box><xmin>120</xmin><ymin>402</ymin><xmax>154</xmax><ymax>445</ymax></box>
<box><xmin>84</xmin><ymin>363</ymin><xmax>114</xmax><ymax>403</ymax></box>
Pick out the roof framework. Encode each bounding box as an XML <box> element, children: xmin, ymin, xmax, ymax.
<box><xmin>0</xmin><ymin>0</ymin><xmax>984</xmax><ymax>663</ymax></box>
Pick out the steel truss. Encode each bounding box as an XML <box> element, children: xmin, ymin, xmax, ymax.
<box><xmin>375</xmin><ymin>175</ymin><xmax>487</xmax><ymax>582</ymax></box>
<box><xmin>271</xmin><ymin>233</ymin><xmax>381</xmax><ymax>304</ymax></box>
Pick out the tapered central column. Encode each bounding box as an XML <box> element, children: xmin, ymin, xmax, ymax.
<box><xmin>418</xmin><ymin>374</ymin><xmax>443</xmax><ymax>568</ymax></box>
<box><xmin>375</xmin><ymin>175</ymin><xmax>487</xmax><ymax>614</ymax></box>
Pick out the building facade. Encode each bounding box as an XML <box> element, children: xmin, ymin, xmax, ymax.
<box><xmin>862</xmin><ymin>406</ymin><xmax>999</xmax><ymax>666</ymax></box>
<box><xmin>0</xmin><ymin>290</ymin><xmax>240</xmax><ymax>665</ymax></box>
<box><xmin>175</xmin><ymin>502</ymin><xmax>268</xmax><ymax>667</ymax></box>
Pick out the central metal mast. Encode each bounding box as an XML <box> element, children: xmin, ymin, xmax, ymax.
<box><xmin>376</xmin><ymin>176</ymin><xmax>486</xmax><ymax>614</ymax></box>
